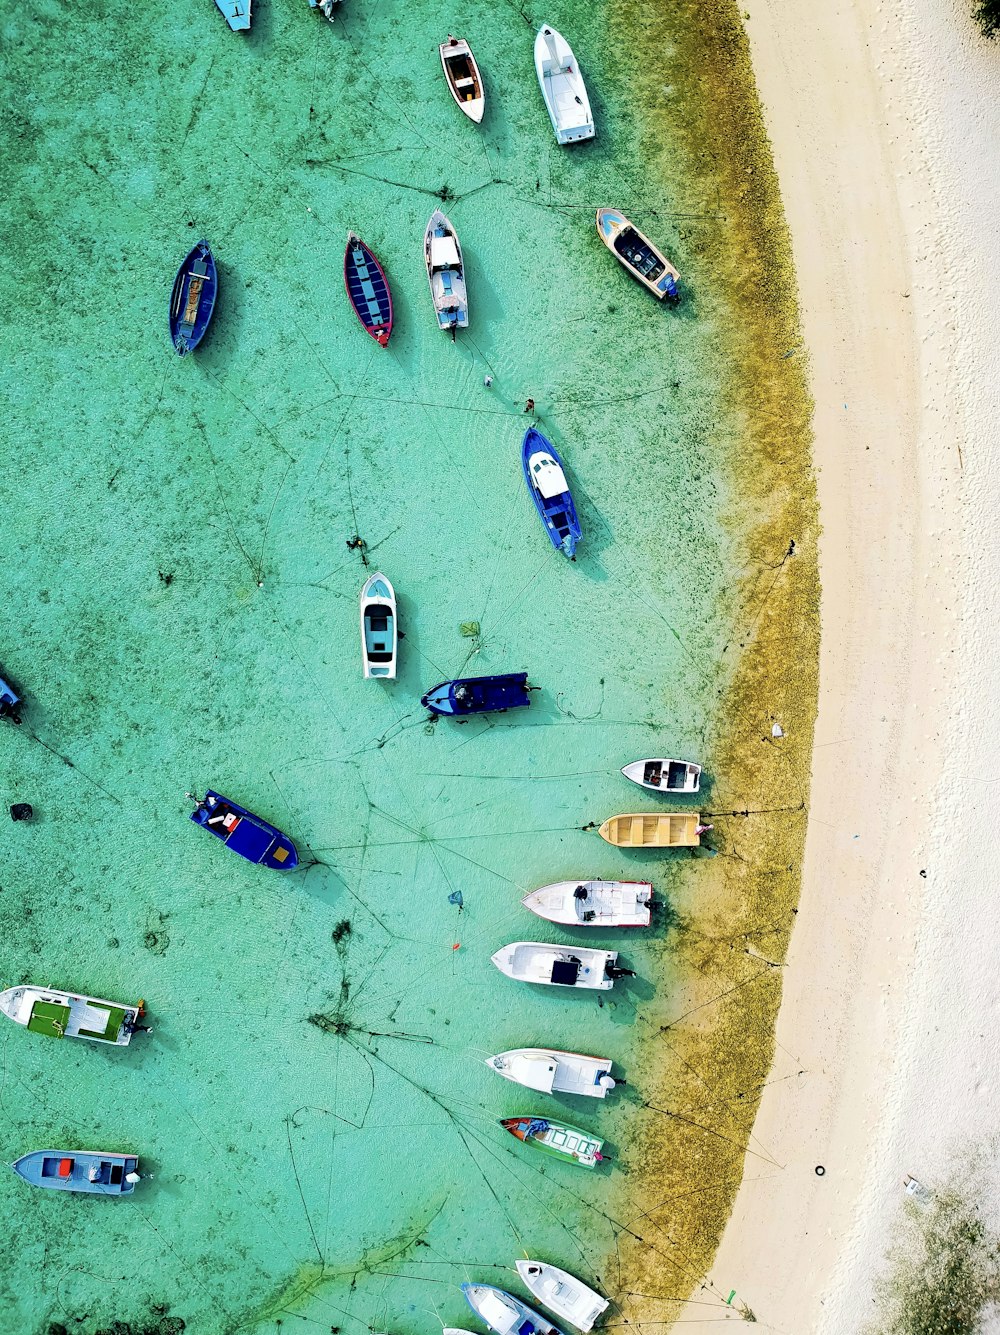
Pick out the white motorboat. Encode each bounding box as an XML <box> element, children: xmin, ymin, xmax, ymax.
<box><xmin>621</xmin><ymin>758</ymin><xmax>701</xmax><ymax>793</ymax></box>
<box><xmin>439</xmin><ymin>36</ymin><xmax>485</xmax><ymax>123</ymax></box>
<box><xmin>515</xmin><ymin>1262</ymin><xmax>609</xmax><ymax>1334</ymax></box>
<box><xmin>490</xmin><ymin>942</ymin><xmax>632</xmax><ymax>990</ymax></box>
<box><xmin>521</xmin><ymin>879</ymin><xmax>653</xmax><ymax>928</ymax></box>
<box><xmin>308</xmin><ymin>0</ymin><xmax>341</xmax><ymax>18</ymax></box>
<box><xmin>359</xmin><ymin>572</ymin><xmax>397</xmax><ymax>679</ymax></box>
<box><xmin>0</xmin><ymin>985</ymin><xmax>143</xmax><ymax>1046</ymax></box>
<box><xmin>463</xmin><ymin>1284</ymin><xmax>566</xmax><ymax>1335</ymax></box>
<box><xmin>424</xmin><ymin>210</ymin><xmax>469</xmax><ymax>333</ymax></box>
<box><xmin>486</xmin><ymin>1048</ymin><xmax>618</xmax><ymax>1098</ymax></box>
<box><xmin>534</xmin><ymin>25</ymin><xmax>594</xmax><ymax>145</ymax></box>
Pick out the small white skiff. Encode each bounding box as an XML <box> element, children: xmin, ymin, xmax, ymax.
<box><xmin>534</xmin><ymin>25</ymin><xmax>594</xmax><ymax>145</ymax></box>
<box><xmin>622</xmin><ymin>758</ymin><xmax>701</xmax><ymax>793</ymax></box>
<box><xmin>440</xmin><ymin>36</ymin><xmax>485</xmax><ymax>124</ymax></box>
<box><xmin>424</xmin><ymin>210</ymin><xmax>469</xmax><ymax>333</ymax></box>
<box><xmin>515</xmin><ymin>1261</ymin><xmax>609</xmax><ymax>1334</ymax></box>
<box><xmin>522</xmin><ymin>880</ymin><xmax>653</xmax><ymax>928</ymax></box>
<box><xmin>0</xmin><ymin>985</ymin><xmax>142</xmax><ymax>1046</ymax></box>
<box><xmin>360</xmin><ymin>572</ymin><xmax>397</xmax><ymax>679</ymax></box>
<box><xmin>490</xmin><ymin>942</ymin><xmax>631</xmax><ymax>990</ymax></box>
<box><xmin>486</xmin><ymin>1048</ymin><xmax>618</xmax><ymax>1098</ymax></box>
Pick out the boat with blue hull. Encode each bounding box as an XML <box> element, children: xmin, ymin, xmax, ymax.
<box><xmin>421</xmin><ymin>673</ymin><xmax>531</xmax><ymax>716</ymax></box>
<box><xmin>0</xmin><ymin>669</ymin><xmax>21</xmax><ymax>724</ymax></box>
<box><xmin>215</xmin><ymin>0</ymin><xmax>251</xmax><ymax>30</ymax></box>
<box><xmin>188</xmin><ymin>791</ymin><xmax>298</xmax><ymax>869</ymax></box>
<box><xmin>169</xmin><ymin>242</ymin><xmax>218</xmax><ymax>354</ymax></box>
<box><xmin>522</xmin><ymin>428</ymin><xmax>581</xmax><ymax>559</ymax></box>
<box><xmin>462</xmin><ymin>1284</ymin><xmax>568</xmax><ymax>1335</ymax></box>
<box><xmin>344</xmin><ymin>232</ymin><xmax>393</xmax><ymax>346</ymax></box>
<box><xmin>12</xmin><ymin>1149</ymin><xmax>140</xmax><ymax>1195</ymax></box>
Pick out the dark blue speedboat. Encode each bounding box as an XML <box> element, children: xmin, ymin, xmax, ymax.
<box><xmin>522</xmin><ymin>428</ymin><xmax>582</xmax><ymax>559</ymax></box>
<box><xmin>0</xmin><ymin>669</ymin><xmax>21</xmax><ymax>724</ymax></box>
<box><xmin>169</xmin><ymin>241</ymin><xmax>218</xmax><ymax>355</ymax></box>
<box><xmin>421</xmin><ymin>673</ymin><xmax>531</xmax><ymax>716</ymax></box>
<box><xmin>344</xmin><ymin>232</ymin><xmax>393</xmax><ymax>346</ymax></box>
<box><xmin>188</xmin><ymin>791</ymin><xmax>299</xmax><ymax>870</ymax></box>
<box><xmin>12</xmin><ymin>1149</ymin><xmax>140</xmax><ymax>1195</ymax></box>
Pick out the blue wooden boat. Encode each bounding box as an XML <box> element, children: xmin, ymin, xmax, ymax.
<box><xmin>344</xmin><ymin>232</ymin><xmax>393</xmax><ymax>346</ymax></box>
<box><xmin>215</xmin><ymin>0</ymin><xmax>251</xmax><ymax>30</ymax></box>
<box><xmin>169</xmin><ymin>242</ymin><xmax>218</xmax><ymax>355</ymax></box>
<box><xmin>12</xmin><ymin>1149</ymin><xmax>140</xmax><ymax>1195</ymax></box>
<box><xmin>462</xmin><ymin>1284</ymin><xmax>568</xmax><ymax>1335</ymax></box>
<box><xmin>0</xmin><ymin>669</ymin><xmax>21</xmax><ymax>724</ymax></box>
<box><xmin>189</xmin><ymin>791</ymin><xmax>299</xmax><ymax>870</ymax></box>
<box><xmin>421</xmin><ymin>673</ymin><xmax>531</xmax><ymax>716</ymax></box>
<box><xmin>522</xmin><ymin>427</ymin><xmax>582</xmax><ymax>559</ymax></box>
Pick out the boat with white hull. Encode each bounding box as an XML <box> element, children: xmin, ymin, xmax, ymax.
<box><xmin>515</xmin><ymin>1261</ymin><xmax>609</xmax><ymax>1333</ymax></box>
<box><xmin>424</xmin><ymin>210</ymin><xmax>469</xmax><ymax>333</ymax></box>
<box><xmin>622</xmin><ymin>758</ymin><xmax>701</xmax><ymax>793</ymax></box>
<box><xmin>463</xmin><ymin>1284</ymin><xmax>567</xmax><ymax>1335</ymax></box>
<box><xmin>490</xmin><ymin>942</ymin><xmax>632</xmax><ymax>990</ymax></box>
<box><xmin>534</xmin><ymin>25</ymin><xmax>594</xmax><ymax>145</ymax></box>
<box><xmin>521</xmin><ymin>879</ymin><xmax>653</xmax><ymax>928</ymax></box>
<box><xmin>360</xmin><ymin>572</ymin><xmax>397</xmax><ymax>679</ymax></box>
<box><xmin>0</xmin><ymin>985</ymin><xmax>143</xmax><ymax>1046</ymax></box>
<box><xmin>486</xmin><ymin>1047</ymin><xmax>618</xmax><ymax>1098</ymax></box>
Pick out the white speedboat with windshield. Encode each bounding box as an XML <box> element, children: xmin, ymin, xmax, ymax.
<box><xmin>515</xmin><ymin>1261</ymin><xmax>609</xmax><ymax>1333</ymax></box>
<box><xmin>534</xmin><ymin>25</ymin><xmax>594</xmax><ymax>144</ymax></box>
<box><xmin>490</xmin><ymin>942</ymin><xmax>633</xmax><ymax>990</ymax></box>
<box><xmin>486</xmin><ymin>1047</ymin><xmax>618</xmax><ymax>1098</ymax></box>
<box><xmin>521</xmin><ymin>879</ymin><xmax>654</xmax><ymax>928</ymax></box>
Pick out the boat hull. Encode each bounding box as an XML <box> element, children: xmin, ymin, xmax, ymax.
<box><xmin>598</xmin><ymin>812</ymin><xmax>701</xmax><ymax>848</ymax></box>
<box><xmin>522</xmin><ymin>428</ymin><xmax>581</xmax><ymax>558</ymax></box>
<box><xmin>486</xmin><ymin>1047</ymin><xmax>617</xmax><ymax>1097</ymax></box>
<box><xmin>421</xmin><ymin>673</ymin><xmax>531</xmax><ymax>716</ymax></box>
<box><xmin>440</xmin><ymin>37</ymin><xmax>485</xmax><ymax>123</ymax></box>
<box><xmin>515</xmin><ymin>1261</ymin><xmax>609</xmax><ymax>1333</ymax></box>
<box><xmin>622</xmin><ymin>758</ymin><xmax>701</xmax><ymax>793</ymax></box>
<box><xmin>534</xmin><ymin>26</ymin><xmax>594</xmax><ymax>145</ymax></box>
<box><xmin>169</xmin><ymin>242</ymin><xmax>218</xmax><ymax>354</ymax></box>
<box><xmin>189</xmin><ymin>791</ymin><xmax>299</xmax><ymax>869</ymax></box>
<box><xmin>360</xmin><ymin>573</ymin><xmax>397</xmax><ymax>679</ymax></box>
<box><xmin>425</xmin><ymin>209</ymin><xmax>469</xmax><ymax>331</ymax></box>
<box><xmin>11</xmin><ymin>1149</ymin><xmax>139</xmax><ymax>1194</ymax></box>
<box><xmin>500</xmin><ymin>1116</ymin><xmax>604</xmax><ymax>1168</ymax></box>
<box><xmin>596</xmin><ymin>208</ymin><xmax>681</xmax><ymax>302</ymax></box>
<box><xmin>344</xmin><ymin>232</ymin><xmax>393</xmax><ymax>346</ymax></box>
<box><xmin>521</xmin><ymin>879</ymin><xmax>653</xmax><ymax>928</ymax></box>
<box><xmin>0</xmin><ymin>985</ymin><xmax>139</xmax><ymax>1045</ymax></box>
<box><xmin>463</xmin><ymin>1284</ymin><xmax>568</xmax><ymax>1335</ymax></box>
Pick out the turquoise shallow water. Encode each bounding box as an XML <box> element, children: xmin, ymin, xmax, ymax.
<box><xmin>1</xmin><ymin>1</ymin><xmax>750</xmax><ymax>1331</ymax></box>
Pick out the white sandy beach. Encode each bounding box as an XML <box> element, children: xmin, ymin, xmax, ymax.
<box><xmin>677</xmin><ymin>0</ymin><xmax>1000</xmax><ymax>1328</ymax></box>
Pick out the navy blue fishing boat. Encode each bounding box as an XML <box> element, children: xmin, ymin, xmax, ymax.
<box><xmin>422</xmin><ymin>673</ymin><xmax>531</xmax><ymax>716</ymax></box>
<box><xmin>344</xmin><ymin>232</ymin><xmax>393</xmax><ymax>346</ymax></box>
<box><xmin>188</xmin><ymin>791</ymin><xmax>298</xmax><ymax>870</ymax></box>
<box><xmin>169</xmin><ymin>241</ymin><xmax>218</xmax><ymax>355</ymax></box>
<box><xmin>0</xmin><ymin>669</ymin><xmax>22</xmax><ymax>724</ymax></box>
<box><xmin>11</xmin><ymin>1149</ymin><xmax>140</xmax><ymax>1195</ymax></box>
<box><xmin>522</xmin><ymin>428</ymin><xmax>582</xmax><ymax>559</ymax></box>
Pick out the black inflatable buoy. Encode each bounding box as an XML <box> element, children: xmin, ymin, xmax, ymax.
<box><xmin>10</xmin><ymin>803</ymin><xmax>32</xmax><ymax>822</ymax></box>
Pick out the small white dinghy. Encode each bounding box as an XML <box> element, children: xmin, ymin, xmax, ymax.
<box><xmin>522</xmin><ymin>880</ymin><xmax>653</xmax><ymax>928</ymax></box>
<box><xmin>622</xmin><ymin>758</ymin><xmax>701</xmax><ymax>793</ymax></box>
<box><xmin>515</xmin><ymin>1261</ymin><xmax>609</xmax><ymax>1334</ymax></box>
<box><xmin>490</xmin><ymin>942</ymin><xmax>632</xmax><ymax>990</ymax></box>
<box><xmin>534</xmin><ymin>25</ymin><xmax>594</xmax><ymax>145</ymax></box>
<box><xmin>440</xmin><ymin>36</ymin><xmax>485</xmax><ymax>124</ymax></box>
<box><xmin>424</xmin><ymin>210</ymin><xmax>469</xmax><ymax>333</ymax></box>
<box><xmin>360</xmin><ymin>573</ymin><xmax>397</xmax><ymax>679</ymax></box>
<box><xmin>486</xmin><ymin>1048</ymin><xmax>618</xmax><ymax>1098</ymax></box>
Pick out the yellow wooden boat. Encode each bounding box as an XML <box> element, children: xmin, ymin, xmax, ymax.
<box><xmin>598</xmin><ymin>812</ymin><xmax>701</xmax><ymax>848</ymax></box>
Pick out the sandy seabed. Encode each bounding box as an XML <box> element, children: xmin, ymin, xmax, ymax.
<box><xmin>675</xmin><ymin>0</ymin><xmax>1000</xmax><ymax>1329</ymax></box>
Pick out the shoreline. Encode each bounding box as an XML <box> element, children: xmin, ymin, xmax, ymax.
<box><xmin>676</xmin><ymin>0</ymin><xmax>983</xmax><ymax>1326</ymax></box>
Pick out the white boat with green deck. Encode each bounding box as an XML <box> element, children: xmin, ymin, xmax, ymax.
<box><xmin>0</xmin><ymin>985</ymin><xmax>141</xmax><ymax>1046</ymax></box>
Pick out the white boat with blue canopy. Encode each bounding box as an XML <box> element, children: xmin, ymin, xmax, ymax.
<box><xmin>424</xmin><ymin>210</ymin><xmax>469</xmax><ymax>334</ymax></box>
<box><xmin>0</xmin><ymin>985</ymin><xmax>143</xmax><ymax>1046</ymax></box>
<box><xmin>534</xmin><ymin>25</ymin><xmax>594</xmax><ymax>145</ymax></box>
<box><xmin>463</xmin><ymin>1284</ymin><xmax>567</xmax><ymax>1335</ymax></box>
<box><xmin>515</xmin><ymin>1261</ymin><xmax>609</xmax><ymax>1334</ymax></box>
<box><xmin>360</xmin><ymin>573</ymin><xmax>397</xmax><ymax>679</ymax></box>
